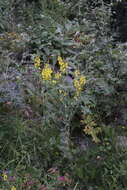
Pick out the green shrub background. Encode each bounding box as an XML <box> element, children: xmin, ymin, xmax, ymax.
<box><xmin>0</xmin><ymin>0</ymin><xmax>127</xmax><ymax>189</ymax></box>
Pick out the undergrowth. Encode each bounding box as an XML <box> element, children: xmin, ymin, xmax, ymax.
<box><xmin>0</xmin><ymin>0</ymin><xmax>127</xmax><ymax>189</ymax></box>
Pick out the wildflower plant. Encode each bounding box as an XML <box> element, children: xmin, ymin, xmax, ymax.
<box><xmin>33</xmin><ymin>55</ymin><xmax>87</xmax><ymax>157</ymax></box>
<box><xmin>34</xmin><ymin>55</ymin><xmax>87</xmax><ymax>109</ymax></box>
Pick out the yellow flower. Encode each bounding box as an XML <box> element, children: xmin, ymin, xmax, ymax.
<box><xmin>57</xmin><ymin>56</ymin><xmax>68</xmax><ymax>73</ymax></box>
<box><xmin>34</xmin><ymin>56</ymin><xmax>41</xmax><ymax>69</ymax></box>
<box><xmin>11</xmin><ymin>186</ymin><xmax>16</xmax><ymax>190</ymax></box>
<box><xmin>73</xmin><ymin>79</ymin><xmax>82</xmax><ymax>91</ymax></box>
<box><xmin>41</xmin><ymin>64</ymin><xmax>53</xmax><ymax>80</ymax></box>
<box><xmin>57</xmin><ymin>56</ymin><xmax>63</xmax><ymax>63</ymax></box>
<box><xmin>60</xmin><ymin>62</ymin><xmax>68</xmax><ymax>73</ymax></box>
<box><xmin>73</xmin><ymin>75</ymin><xmax>86</xmax><ymax>97</ymax></box>
<box><xmin>74</xmin><ymin>70</ymin><xmax>80</xmax><ymax>77</ymax></box>
<box><xmin>54</xmin><ymin>72</ymin><xmax>62</xmax><ymax>79</ymax></box>
<box><xmin>2</xmin><ymin>173</ymin><xmax>7</xmax><ymax>181</ymax></box>
<box><xmin>79</xmin><ymin>76</ymin><xmax>86</xmax><ymax>86</ymax></box>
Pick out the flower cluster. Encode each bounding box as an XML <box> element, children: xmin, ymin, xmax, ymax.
<box><xmin>41</xmin><ymin>64</ymin><xmax>53</xmax><ymax>80</ymax></box>
<box><xmin>54</xmin><ymin>72</ymin><xmax>62</xmax><ymax>80</ymax></box>
<box><xmin>73</xmin><ymin>75</ymin><xmax>86</xmax><ymax>96</ymax></box>
<box><xmin>34</xmin><ymin>55</ymin><xmax>86</xmax><ymax>98</ymax></box>
<box><xmin>74</xmin><ymin>69</ymin><xmax>80</xmax><ymax>77</ymax></box>
<box><xmin>57</xmin><ymin>56</ymin><xmax>68</xmax><ymax>73</ymax></box>
<box><xmin>34</xmin><ymin>56</ymin><xmax>41</xmax><ymax>69</ymax></box>
<box><xmin>34</xmin><ymin>55</ymin><xmax>68</xmax><ymax>81</ymax></box>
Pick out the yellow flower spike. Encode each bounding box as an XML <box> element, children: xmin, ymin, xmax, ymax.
<box><xmin>35</xmin><ymin>63</ymin><xmax>40</xmax><ymax>69</ymax></box>
<box><xmin>55</xmin><ymin>72</ymin><xmax>62</xmax><ymax>80</ymax></box>
<box><xmin>58</xmin><ymin>56</ymin><xmax>63</xmax><ymax>63</ymax></box>
<box><xmin>11</xmin><ymin>186</ymin><xmax>16</xmax><ymax>190</ymax></box>
<box><xmin>41</xmin><ymin>64</ymin><xmax>53</xmax><ymax>80</ymax></box>
<box><xmin>34</xmin><ymin>56</ymin><xmax>40</xmax><ymax>63</ymax></box>
<box><xmin>59</xmin><ymin>62</ymin><xmax>68</xmax><ymax>73</ymax></box>
<box><xmin>57</xmin><ymin>56</ymin><xmax>68</xmax><ymax>73</ymax></box>
<box><xmin>34</xmin><ymin>56</ymin><xmax>41</xmax><ymax>69</ymax></box>
<box><xmin>73</xmin><ymin>79</ymin><xmax>82</xmax><ymax>91</ymax></box>
<box><xmin>73</xmin><ymin>75</ymin><xmax>86</xmax><ymax>97</ymax></box>
<box><xmin>79</xmin><ymin>76</ymin><xmax>86</xmax><ymax>86</ymax></box>
<box><xmin>74</xmin><ymin>70</ymin><xmax>80</xmax><ymax>77</ymax></box>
